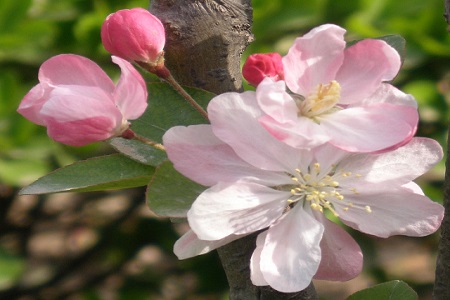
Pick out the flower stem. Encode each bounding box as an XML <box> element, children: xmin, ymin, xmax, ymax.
<box><xmin>121</xmin><ymin>129</ymin><xmax>165</xmax><ymax>151</ymax></box>
<box><xmin>164</xmin><ymin>71</ymin><xmax>209</xmax><ymax>120</ymax></box>
<box><xmin>139</xmin><ymin>62</ymin><xmax>209</xmax><ymax>120</ymax></box>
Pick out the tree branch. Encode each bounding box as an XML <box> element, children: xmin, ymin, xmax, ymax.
<box><xmin>445</xmin><ymin>0</ymin><xmax>450</xmax><ymax>25</ymax></box>
<box><xmin>150</xmin><ymin>1</ymin><xmax>318</xmax><ymax>299</ymax></box>
<box><xmin>433</xmin><ymin>130</ymin><xmax>450</xmax><ymax>299</ymax></box>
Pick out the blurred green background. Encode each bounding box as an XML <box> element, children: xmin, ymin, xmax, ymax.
<box><xmin>1</xmin><ymin>0</ymin><xmax>449</xmax><ymax>299</ymax></box>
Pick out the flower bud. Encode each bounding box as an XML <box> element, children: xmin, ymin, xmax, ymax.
<box><xmin>17</xmin><ymin>54</ymin><xmax>148</xmax><ymax>146</ymax></box>
<box><xmin>242</xmin><ymin>53</ymin><xmax>284</xmax><ymax>86</ymax></box>
<box><xmin>101</xmin><ymin>8</ymin><xmax>165</xmax><ymax>66</ymax></box>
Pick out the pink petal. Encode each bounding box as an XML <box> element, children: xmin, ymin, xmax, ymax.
<box><xmin>187</xmin><ymin>182</ymin><xmax>289</xmax><ymax>241</ymax></box>
<box><xmin>360</xmin><ymin>83</ymin><xmax>417</xmax><ymax>108</ymax></box>
<box><xmin>336</xmin><ymin>186</ymin><xmax>444</xmax><ymax>238</ymax></box>
<box><xmin>208</xmin><ymin>91</ymin><xmax>301</xmax><ymax>171</ymax></box>
<box><xmin>338</xmin><ymin>137</ymin><xmax>443</xmax><ymax>186</ymax></box>
<box><xmin>320</xmin><ymin>103</ymin><xmax>418</xmax><ymax>152</ymax></box>
<box><xmin>163</xmin><ymin>125</ymin><xmax>288</xmax><ymax>186</ymax></box>
<box><xmin>17</xmin><ymin>83</ymin><xmax>49</xmax><ymax>126</ymax></box>
<box><xmin>260</xmin><ymin>206</ymin><xmax>324</xmax><ymax>293</ymax></box>
<box><xmin>174</xmin><ymin>229</ymin><xmax>245</xmax><ymax>259</ymax></box>
<box><xmin>41</xmin><ymin>86</ymin><xmax>121</xmax><ymax>122</ymax></box>
<box><xmin>256</xmin><ymin>78</ymin><xmax>298</xmax><ymax>123</ymax></box>
<box><xmin>313</xmin><ymin>213</ymin><xmax>362</xmax><ymax>281</ymax></box>
<box><xmin>336</xmin><ymin>39</ymin><xmax>401</xmax><ymax>104</ymax></box>
<box><xmin>112</xmin><ymin>56</ymin><xmax>148</xmax><ymax>120</ymax></box>
<box><xmin>40</xmin><ymin>86</ymin><xmax>123</xmax><ymax>146</ymax></box>
<box><xmin>45</xmin><ymin>116</ymin><xmax>117</xmax><ymax>146</ymax></box>
<box><xmin>282</xmin><ymin>24</ymin><xmax>346</xmax><ymax>95</ymax></box>
<box><xmin>38</xmin><ymin>54</ymin><xmax>115</xmax><ymax>93</ymax></box>
<box><xmin>259</xmin><ymin>114</ymin><xmax>330</xmax><ymax>149</ymax></box>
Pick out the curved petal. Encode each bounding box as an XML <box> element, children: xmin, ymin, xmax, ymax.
<box><xmin>41</xmin><ymin>86</ymin><xmax>121</xmax><ymax>122</ymax></box>
<box><xmin>313</xmin><ymin>213</ymin><xmax>363</xmax><ymax>281</ymax></box>
<box><xmin>163</xmin><ymin>125</ymin><xmax>288</xmax><ymax>186</ymax></box>
<box><xmin>360</xmin><ymin>83</ymin><xmax>417</xmax><ymax>108</ymax></box>
<box><xmin>17</xmin><ymin>83</ymin><xmax>49</xmax><ymax>126</ymax></box>
<box><xmin>174</xmin><ymin>229</ymin><xmax>245</xmax><ymax>259</ymax></box>
<box><xmin>335</xmin><ymin>186</ymin><xmax>444</xmax><ymax>238</ymax></box>
<box><xmin>208</xmin><ymin>91</ymin><xmax>301</xmax><ymax>171</ymax></box>
<box><xmin>260</xmin><ymin>205</ymin><xmax>324</xmax><ymax>293</ymax></box>
<box><xmin>320</xmin><ymin>103</ymin><xmax>418</xmax><ymax>152</ymax></box>
<box><xmin>38</xmin><ymin>54</ymin><xmax>115</xmax><ymax>93</ymax></box>
<box><xmin>259</xmin><ymin>114</ymin><xmax>330</xmax><ymax>149</ymax></box>
<box><xmin>336</xmin><ymin>39</ymin><xmax>401</xmax><ymax>104</ymax></box>
<box><xmin>250</xmin><ymin>231</ymin><xmax>269</xmax><ymax>286</ymax></box>
<box><xmin>187</xmin><ymin>182</ymin><xmax>288</xmax><ymax>241</ymax></box>
<box><xmin>256</xmin><ymin>78</ymin><xmax>298</xmax><ymax>123</ymax></box>
<box><xmin>337</xmin><ymin>137</ymin><xmax>443</xmax><ymax>186</ymax></box>
<box><xmin>282</xmin><ymin>24</ymin><xmax>346</xmax><ymax>95</ymax></box>
<box><xmin>112</xmin><ymin>56</ymin><xmax>148</xmax><ymax>119</ymax></box>
<box><xmin>40</xmin><ymin>86</ymin><xmax>123</xmax><ymax>146</ymax></box>
<box><xmin>45</xmin><ymin>116</ymin><xmax>117</xmax><ymax>146</ymax></box>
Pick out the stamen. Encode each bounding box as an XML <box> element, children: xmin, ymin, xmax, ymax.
<box><xmin>299</xmin><ymin>80</ymin><xmax>341</xmax><ymax>118</ymax></box>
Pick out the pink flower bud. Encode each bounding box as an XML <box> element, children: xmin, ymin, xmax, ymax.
<box><xmin>242</xmin><ymin>53</ymin><xmax>284</xmax><ymax>86</ymax></box>
<box><xmin>101</xmin><ymin>8</ymin><xmax>166</xmax><ymax>65</ymax></box>
<box><xmin>17</xmin><ymin>54</ymin><xmax>148</xmax><ymax>146</ymax></box>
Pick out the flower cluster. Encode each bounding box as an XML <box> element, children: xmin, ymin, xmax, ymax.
<box><xmin>18</xmin><ymin>8</ymin><xmax>165</xmax><ymax>146</ymax></box>
<box><xmin>164</xmin><ymin>24</ymin><xmax>444</xmax><ymax>292</ymax></box>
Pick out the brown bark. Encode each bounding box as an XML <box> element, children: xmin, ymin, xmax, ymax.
<box><xmin>432</xmin><ymin>3</ymin><xmax>450</xmax><ymax>298</ymax></box>
<box><xmin>433</xmin><ymin>129</ymin><xmax>450</xmax><ymax>300</ymax></box>
<box><xmin>149</xmin><ymin>1</ymin><xmax>318</xmax><ymax>299</ymax></box>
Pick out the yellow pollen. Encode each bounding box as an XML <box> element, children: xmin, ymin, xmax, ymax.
<box><xmin>300</xmin><ymin>80</ymin><xmax>341</xmax><ymax>118</ymax></box>
<box><xmin>365</xmin><ymin>206</ymin><xmax>372</xmax><ymax>213</ymax></box>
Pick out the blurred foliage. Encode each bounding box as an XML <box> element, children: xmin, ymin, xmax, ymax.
<box><xmin>1</xmin><ymin>0</ymin><xmax>449</xmax><ymax>299</ymax></box>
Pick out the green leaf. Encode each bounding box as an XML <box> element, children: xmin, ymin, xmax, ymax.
<box><xmin>146</xmin><ymin>161</ymin><xmax>206</xmax><ymax>217</ymax></box>
<box><xmin>110</xmin><ymin>83</ymin><xmax>213</xmax><ymax>166</ymax></box>
<box><xmin>19</xmin><ymin>154</ymin><xmax>154</xmax><ymax>195</ymax></box>
<box><xmin>347</xmin><ymin>280</ymin><xmax>418</xmax><ymax>300</ymax></box>
<box><xmin>109</xmin><ymin>138</ymin><xmax>167</xmax><ymax>166</ymax></box>
<box><xmin>129</xmin><ymin>83</ymin><xmax>213</xmax><ymax>142</ymax></box>
<box><xmin>377</xmin><ymin>35</ymin><xmax>406</xmax><ymax>64</ymax></box>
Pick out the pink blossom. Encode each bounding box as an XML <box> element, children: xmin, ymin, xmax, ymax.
<box><xmin>17</xmin><ymin>54</ymin><xmax>147</xmax><ymax>146</ymax></box>
<box><xmin>251</xmin><ymin>24</ymin><xmax>418</xmax><ymax>152</ymax></box>
<box><xmin>101</xmin><ymin>8</ymin><xmax>165</xmax><ymax>65</ymax></box>
<box><xmin>242</xmin><ymin>53</ymin><xmax>284</xmax><ymax>86</ymax></box>
<box><xmin>163</xmin><ymin>120</ymin><xmax>443</xmax><ymax>292</ymax></box>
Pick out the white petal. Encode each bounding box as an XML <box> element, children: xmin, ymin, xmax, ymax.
<box><xmin>174</xmin><ymin>229</ymin><xmax>245</xmax><ymax>259</ymax></box>
<box><xmin>188</xmin><ymin>182</ymin><xmax>289</xmax><ymax>241</ymax></box>
<box><xmin>260</xmin><ymin>206</ymin><xmax>324</xmax><ymax>293</ymax></box>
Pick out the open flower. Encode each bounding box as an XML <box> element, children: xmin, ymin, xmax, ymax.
<box><xmin>164</xmin><ymin>115</ymin><xmax>443</xmax><ymax>292</ymax></box>
<box><xmin>17</xmin><ymin>54</ymin><xmax>147</xmax><ymax>146</ymax></box>
<box><xmin>251</xmin><ymin>24</ymin><xmax>418</xmax><ymax>152</ymax></box>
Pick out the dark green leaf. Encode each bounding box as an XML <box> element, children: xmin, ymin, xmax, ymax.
<box><xmin>129</xmin><ymin>83</ymin><xmax>213</xmax><ymax>142</ymax></box>
<box><xmin>110</xmin><ymin>83</ymin><xmax>213</xmax><ymax>166</ymax></box>
<box><xmin>146</xmin><ymin>161</ymin><xmax>206</xmax><ymax>217</ymax></box>
<box><xmin>109</xmin><ymin>138</ymin><xmax>167</xmax><ymax>166</ymax></box>
<box><xmin>347</xmin><ymin>280</ymin><xmax>418</xmax><ymax>300</ymax></box>
<box><xmin>19</xmin><ymin>154</ymin><xmax>154</xmax><ymax>195</ymax></box>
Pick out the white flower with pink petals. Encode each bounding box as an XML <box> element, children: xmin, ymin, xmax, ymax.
<box><xmin>164</xmin><ymin>120</ymin><xmax>443</xmax><ymax>292</ymax></box>
<box><xmin>17</xmin><ymin>54</ymin><xmax>147</xmax><ymax>146</ymax></box>
<box><xmin>254</xmin><ymin>24</ymin><xmax>418</xmax><ymax>152</ymax></box>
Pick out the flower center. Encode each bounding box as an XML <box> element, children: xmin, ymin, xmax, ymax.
<box><xmin>299</xmin><ymin>80</ymin><xmax>341</xmax><ymax>118</ymax></box>
<box><xmin>284</xmin><ymin>163</ymin><xmax>371</xmax><ymax>217</ymax></box>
